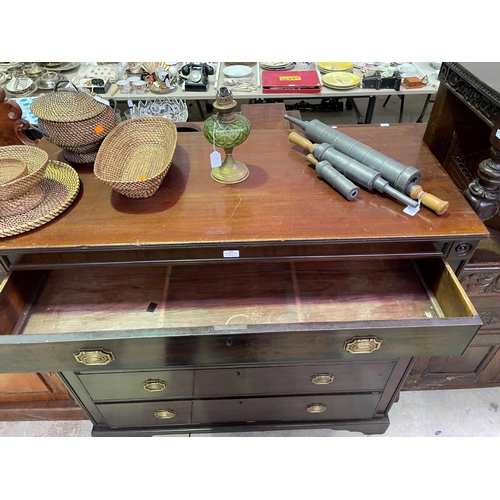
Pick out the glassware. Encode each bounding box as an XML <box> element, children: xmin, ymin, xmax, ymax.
<box><xmin>203</xmin><ymin>87</ymin><xmax>251</xmax><ymax>184</ymax></box>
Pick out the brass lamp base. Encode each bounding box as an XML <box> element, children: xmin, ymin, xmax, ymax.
<box><xmin>211</xmin><ymin>152</ymin><xmax>249</xmax><ymax>184</ymax></box>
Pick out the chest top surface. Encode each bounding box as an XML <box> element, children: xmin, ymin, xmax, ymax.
<box><xmin>0</xmin><ymin>125</ymin><xmax>488</xmax><ymax>254</ymax></box>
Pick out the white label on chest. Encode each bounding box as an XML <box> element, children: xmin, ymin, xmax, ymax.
<box><xmin>496</xmin><ymin>129</ymin><xmax>500</xmax><ymax>139</ymax></box>
<box><xmin>223</xmin><ymin>250</ymin><xmax>240</xmax><ymax>258</ymax></box>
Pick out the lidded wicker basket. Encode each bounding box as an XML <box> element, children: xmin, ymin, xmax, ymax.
<box><xmin>30</xmin><ymin>81</ymin><xmax>117</xmax><ymax>162</ymax></box>
<box><xmin>94</xmin><ymin>117</ymin><xmax>177</xmax><ymax>198</ymax></box>
<box><xmin>30</xmin><ymin>81</ymin><xmax>106</xmax><ymax>122</ymax></box>
<box><xmin>0</xmin><ymin>146</ymin><xmax>49</xmax><ymax>201</ymax></box>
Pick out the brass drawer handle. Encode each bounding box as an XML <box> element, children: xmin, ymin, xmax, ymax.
<box><xmin>73</xmin><ymin>348</ymin><xmax>115</xmax><ymax>366</ymax></box>
<box><xmin>311</xmin><ymin>373</ymin><xmax>334</xmax><ymax>385</ymax></box>
<box><xmin>307</xmin><ymin>403</ymin><xmax>327</xmax><ymax>414</ymax></box>
<box><xmin>143</xmin><ymin>379</ymin><xmax>167</xmax><ymax>392</ymax></box>
<box><xmin>344</xmin><ymin>337</ymin><xmax>382</xmax><ymax>354</ymax></box>
<box><xmin>154</xmin><ymin>409</ymin><xmax>176</xmax><ymax>419</ymax></box>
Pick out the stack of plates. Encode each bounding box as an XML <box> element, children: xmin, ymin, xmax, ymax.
<box><xmin>223</xmin><ymin>65</ymin><xmax>253</xmax><ymax>78</ymax></box>
<box><xmin>260</xmin><ymin>62</ymin><xmax>294</xmax><ymax>71</ymax></box>
<box><xmin>40</xmin><ymin>62</ymin><xmax>80</xmax><ymax>72</ymax></box>
<box><xmin>322</xmin><ymin>72</ymin><xmax>361</xmax><ymax>90</ymax></box>
<box><xmin>317</xmin><ymin>62</ymin><xmax>354</xmax><ymax>74</ymax></box>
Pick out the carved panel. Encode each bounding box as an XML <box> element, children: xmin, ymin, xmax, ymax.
<box><xmin>460</xmin><ymin>271</ymin><xmax>500</xmax><ymax>295</ymax></box>
<box><xmin>440</xmin><ymin>63</ymin><xmax>500</xmax><ymax>126</ymax></box>
<box><xmin>478</xmin><ymin>310</ymin><xmax>500</xmax><ymax>329</ymax></box>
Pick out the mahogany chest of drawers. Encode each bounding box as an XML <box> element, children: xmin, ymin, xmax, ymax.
<box><xmin>0</xmin><ymin>126</ymin><xmax>488</xmax><ymax>436</ymax></box>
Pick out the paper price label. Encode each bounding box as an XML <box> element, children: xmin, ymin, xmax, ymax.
<box><xmin>210</xmin><ymin>151</ymin><xmax>222</xmax><ymax>168</ymax></box>
<box><xmin>403</xmin><ymin>200</ymin><xmax>421</xmax><ymax>216</ymax></box>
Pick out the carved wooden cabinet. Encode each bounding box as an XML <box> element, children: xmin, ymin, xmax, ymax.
<box><xmin>0</xmin><ymin>127</ymin><xmax>488</xmax><ymax>435</ymax></box>
<box><xmin>405</xmin><ymin>62</ymin><xmax>500</xmax><ymax>391</ymax></box>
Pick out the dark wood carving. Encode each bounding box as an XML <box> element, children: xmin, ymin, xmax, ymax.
<box><xmin>463</xmin><ymin>116</ymin><xmax>500</xmax><ymax>221</ymax></box>
<box><xmin>460</xmin><ymin>271</ymin><xmax>500</xmax><ymax>295</ymax></box>
<box><xmin>0</xmin><ymin>87</ymin><xmax>37</xmax><ymax>146</ymax></box>
<box><xmin>478</xmin><ymin>310</ymin><xmax>500</xmax><ymax>329</ymax></box>
<box><xmin>439</xmin><ymin>63</ymin><xmax>500</xmax><ymax>127</ymax></box>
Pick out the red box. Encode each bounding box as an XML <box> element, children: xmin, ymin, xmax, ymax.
<box><xmin>262</xmin><ymin>70</ymin><xmax>321</xmax><ymax>94</ymax></box>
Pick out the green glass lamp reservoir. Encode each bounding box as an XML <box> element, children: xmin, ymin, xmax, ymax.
<box><xmin>203</xmin><ymin>87</ymin><xmax>251</xmax><ymax>184</ymax></box>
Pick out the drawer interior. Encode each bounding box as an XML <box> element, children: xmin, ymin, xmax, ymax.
<box><xmin>1</xmin><ymin>258</ymin><xmax>477</xmax><ymax>337</ymax></box>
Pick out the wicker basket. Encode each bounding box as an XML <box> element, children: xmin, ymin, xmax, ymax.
<box><xmin>37</xmin><ymin>105</ymin><xmax>116</xmax><ymax>150</ymax></box>
<box><xmin>0</xmin><ymin>158</ymin><xmax>27</xmax><ymax>184</ymax></box>
<box><xmin>94</xmin><ymin>117</ymin><xmax>177</xmax><ymax>198</ymax></box>
<box><xmin>30</xmin><ymin>82</ymin><xmax>117</xmax><ymax>162</ymax></box>
<box><xmin>0</xmin><ymin>146</ymin><xmax>49</xmax><ymax>201</ymax></box>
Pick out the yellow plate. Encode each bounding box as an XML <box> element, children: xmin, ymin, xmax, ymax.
<box><xmin>318</xmin><ymin>62</ymin><xmax>354</xmax><ymax>72</ymax></box>
<box><xmin>322</xmin><ymin>72</ymin><xmax>361</xmax><ymax>88</ymax></box>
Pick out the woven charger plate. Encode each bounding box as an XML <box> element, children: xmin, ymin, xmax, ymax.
<box><xmin>0</xmin><ymin>160</ymin><xmax>80</xmax><ymax>238</ymax></box>
<box><xmin>0</xmin><ymin>185</ymin><xmax>45</xmax><ymax>217</ymax></box>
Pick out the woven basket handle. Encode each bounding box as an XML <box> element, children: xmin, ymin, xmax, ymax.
<box><xmin>54</xmin><ymin>80</ymin><xmax>79</xmax><ymax>93</ymax></box>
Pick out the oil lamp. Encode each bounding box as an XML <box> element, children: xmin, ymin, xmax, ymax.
<box><xmin>203</xmin><ymin>87</ymin><xmax>251</xmax><ymax>184</ymax></box>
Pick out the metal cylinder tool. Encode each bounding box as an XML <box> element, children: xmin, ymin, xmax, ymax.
<box><xmin>289</xmin><ymin>132</ymin><xmax>418</xmax><ymax>208</ymax></box>
<box><xmin>285</xmin><ymin>115</ymin><xmax>449</xmax><ymax>215</ymax></box>
<box><xmin>305</xmin><ymin>154</ymin><xmax>360</xmax><ymax>201</ymax></box>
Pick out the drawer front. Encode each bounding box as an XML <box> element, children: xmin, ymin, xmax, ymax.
<box><xmin>0</xmin><ymin>258</ymin><xmax>481</xmax><ymax>373</ymax></box>
<box><xmin>192</xmin><ymin>394</ymin><xmax>382</xmax><ymax>424</ymax></box>
<box><xmin>78</xmin><ymin>370</ymin><xmax>194</xmax><ymax>402</ymax></box>
<box><xmin>97</xmin><ymin>401</ymin><xmax>192</xmax><ymax>428</ymax></box>
<box><xmin>194</xmin><ymin>362</ymin><xmax>396</xmax><ymax>397</ymax></box>
<box><xmin>0</xmin><ymin>324</ymin><xmax>481</xmax><ymax>373</ymax></box>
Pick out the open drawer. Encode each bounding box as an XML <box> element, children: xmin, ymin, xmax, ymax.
<box><xmin>0</xmin><ymin>259</ymin><xmax>481</xmax><ymax>373</ymax></box>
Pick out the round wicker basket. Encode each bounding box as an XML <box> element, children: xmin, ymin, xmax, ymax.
<box><xmin>0</xmin><ymin>158</ymin><xmax>27</xmax><ymax>184</ymax></box>
<box><xmin>30</xmin><ymin>82</ymin><xmax>117</xmax><ymax>162</ymax></box>
<box><xmin>0</xmin><ymin>146</ymin><xmax>49</xmax><ymax>201</ymax></box>
<box><xmin>30</xmin><ymin>82</ymin><xmax>107</xmax><ymax>122</ymax></box>
<box><xmin>0</xmin><ymin>160</ymin><xmax>80</xmax><ymax>238</ymax></box>
<box><xmin>94</xmin><ymin>117</ymin><xmax>177</xmax><ymax>198</ymax></box>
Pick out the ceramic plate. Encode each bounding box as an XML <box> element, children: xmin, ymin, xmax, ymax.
<box><xmin>38</xmin><ymin>79</ymin><xmax>70</xmax><ymax>91</ymax></box>
<box><xmin>40</xmin><ymin>62</ymin><xmax>79</xmax><ymax>72</ymax></box>
<box><xmin>6</xmin><ymin>77</ymin><xmax>34</xmax><ymax>92</ymax></box>
<box><xmin>223</xmin><ymin>65</ymin><xmax>252</xmax><ymax>78</ymax></box>
<box><xmin>323</xmin><ymin>83</ymin><xmax>360</xmax><ymax>90</ymax></box>
<box><xmin>148</xmin><ymin>84</ymin><xmax>178</xmax><ymax>94</ymax></box>
<box><xmin>260</xmin><ymin>62</ymin><xmax>294</xmax><ymax>70</ymax></box>
<box><xmin>318</xmin><ymin>62</ymin><xmax>354</xmax><ymax>73</ymax></box>
<box><xmin>322</xmin><ymin>72</ymin><xmax>360</xmax><ymax>88</ymax></box>
<box><xmin>0</xmin><ymin>62</ymin><xmax>20</xmax><ymax>71</ymax></box>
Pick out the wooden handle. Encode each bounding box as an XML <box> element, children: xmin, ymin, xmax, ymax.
<box><xmin>305</xmin><ymin>153</ymin><xmax>318</xmax><ymax>166</ymax></box>
<box><xmin>410</xmin><ymin>186</ymin><xmax>449</xmax><ymax>216</ymax></box>
<box><xmin>289</xmin><ymin>131</ymin><xmax>315</xmax><ymax>153</ymax></box>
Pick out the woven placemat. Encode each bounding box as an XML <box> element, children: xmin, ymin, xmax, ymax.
<box><xmin>0</xmin><ymin>184</ymin><xmax>45</xmax><ymax>217</ymax></box>
<box><xmin>0</xmin><ymin>160</ymin><xmax>80</xmax><ymax>238</ymax></box>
